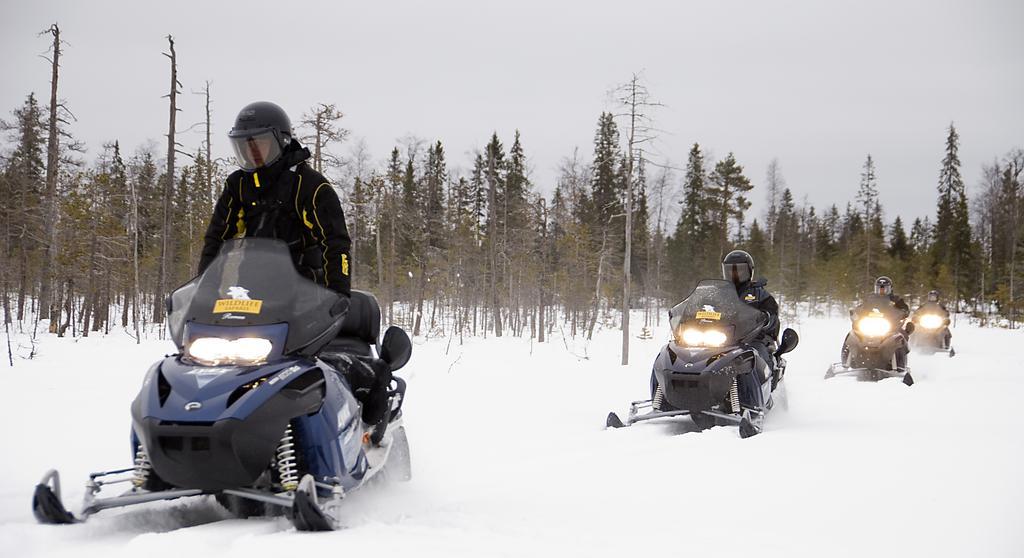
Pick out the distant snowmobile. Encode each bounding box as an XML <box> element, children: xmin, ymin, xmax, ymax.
<box><xmin>606</xmin><ymin>279</ymin><xmax>799</xmax><ymax>438</ymax></box>
<box><xmin>909</xmin><ymin>301</ymin><xmax>954</xmax><ymax>357</ymax></box>
<box><xmin>826</xmin><ymin>293</ymin><xmax>915</xmax><ymax>385</ymax></box>
<box><xmin>32</xmin><ymin>238</ymin><xmax>412</xmax><ymax>531</ymax></box>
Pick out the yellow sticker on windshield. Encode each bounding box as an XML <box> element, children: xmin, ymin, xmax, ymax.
<box><xmin>213</xmin><ymin>299</ymin><xmax>264</xmax><ymax>314</ymax></box>
<box><xmin>695</xmin><ymin>310</ymin><xmax>722</xmax><ymax>321</ymax></box>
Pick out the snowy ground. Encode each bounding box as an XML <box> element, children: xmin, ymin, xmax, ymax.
<box><xmin>0</xmin><ymin>312</ymin><xmax>1021</xmax><ymax>557</ymax></box>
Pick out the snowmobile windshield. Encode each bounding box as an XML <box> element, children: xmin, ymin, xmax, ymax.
<box><xmin>167</xmin><ymin>238</ymin><xmax>345</xmax><ymax>356</ymax></box>
<box><xmin>229</xmin><ymin>129</ymin><xmax>283</xmax><ymax>171</ymax></box>
<box><xmin>668</xmin><ymin>279</ymin><xmax>765</xmax><ymax>343</ymax></box>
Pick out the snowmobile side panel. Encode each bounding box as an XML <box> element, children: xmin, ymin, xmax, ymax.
<box><xmin>290</xmin><ymin>366</ymin><xmax>366</xmax><ymax>492</ymax></box>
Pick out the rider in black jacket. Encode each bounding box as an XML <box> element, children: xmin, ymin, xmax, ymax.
<box><xmin>199</xmin><ymin>102</ymin><xmax>352</xmax><ymax>296</ymax></box>
<box><xmin>199</xmin><ymin>102</ymin><xmax>390</xmax><ymax>427</ymax></box>
<box><xmin>722</xmin><ymin>250</ymin><xmax>780</xmax><ymax>367</ymax></box>
<box><xmin>874</xmin><ymin>276</ymin><xmax>910</xmax><ymax>319</ymax></box>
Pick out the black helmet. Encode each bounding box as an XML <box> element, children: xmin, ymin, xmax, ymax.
<box><xmin>228</xmin><ymin>101</ymin><xmax>293</xmax><ymax>171</ymax></box>
<box><xmin>722</xmin><ymin>250</ymin><xmax>754</xmax><ymax>286</ymax></box>
<box><xmin>927</xmin><ymin>290</ymin><xmax>940</xmax><ymax>302</ymax></box>
<box><xmin>874</xmin><ymin>276</ymin><xmax>893</xmax><ymax>296</ymax></box>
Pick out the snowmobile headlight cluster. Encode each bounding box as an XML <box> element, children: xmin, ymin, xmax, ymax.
<box><xmin>855</xmin><ymin>316</ymin><xmax>892</xmax><ymax>337</ymax></box>
<box><xmin>188</xmin><ymin>337</ymin><xmax>273</xmax><ymax>366</ymax></box>
<box><xmin>678</xmin><ymin>327</ymin><xmax>728</xmax><ymax>347</ymax></box>
<box><xmin>918</xmin><ymin>314</ymin><xmax>944</xmax><ymax>330</ymax></box>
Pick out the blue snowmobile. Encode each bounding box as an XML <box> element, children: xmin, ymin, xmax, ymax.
<box><xmin>32</xmin><ymin>238</ymin><xmax>412</xmax><ymax>531</ymax></box>
<box><xmin>607</xmin><ymin>279</ymin><xmax>799</xmax><ymax>438</ymax></box>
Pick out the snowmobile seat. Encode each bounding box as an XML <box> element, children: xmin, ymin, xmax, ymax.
<box><xmin>322</xmin><ymin>290</ymin><xmax>381</xmax><ymax>357</ymax></box>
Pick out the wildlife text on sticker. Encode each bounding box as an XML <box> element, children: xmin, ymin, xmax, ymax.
<box><xmin>213</xmin><ymin>299</ymin><xmax>263</xmax><ymax>314</ymax></box>
<box><xmin>695</xmin><ymin>310</ymin><xmax>722</xmax><ymax>320</ymax></box>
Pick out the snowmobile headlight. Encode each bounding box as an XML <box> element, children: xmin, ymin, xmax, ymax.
<box><xmin>918</xmin><ymin>314</ymin><xmax>944</xmax><ymax>330</ymax></box>
<box><xmin>679</xmin><ymin>327</ymin><xmax>728</xmax><ymax>347</ymax></box>
<box><xmin>188</xmin><ymin>337</ymin><xmax>273</xmax><ymax>366</ymax></box>
<box><xmin>703</xmin><ymin>329</ymin><xmax>728</xmax><ymax>347</ymax></box>
<box><xmin>855</xmin><ymin>316</ymin><xmax>892</xmax><ymax>337</ymax></box>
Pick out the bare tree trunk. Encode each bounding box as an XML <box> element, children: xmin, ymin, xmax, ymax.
<box><xmin>130</xmin><ymin>161</ymin><xmax>142</xmax><ymax>343</ymax></box>
<box><xmin>487</xmin><ymin>159</ymin><xmax>502</xmax><ymax>337</ymax></box>
<box><xmin>1</xmin><ymin>235</ymin><xmax>13</xmax><ymax>366</ymax></box>
<box><xmin>413</xmin><ymin>263</ymin><xmax>425</xmax><ymax>336</ymax></box>
<box><xmin>82</xmin><ymin>207</ymin><xmax>99</xmax><ymax>338</ymax></box>
<box><xmin>588</xmin><ymin>229</ymin><xmax>609</xmax><ymax>341</ymax></box>
<box><xmin>375</xmin><ymin>198</ymin><xmax>386</xmax><ymax>321</ymax></box>
<box><xmin>388</xmin><ymin>190</ymin><xmax>396</xmax><ymax>324</ymax></box>
<box><xmin>158</xmin><ymin>35</ymin><xmax>180</xmax><ymax>325</ymax></box>
<box><xmin>203</xmin><ymin>81</ymin><xmax>213</xmax><ymax>200</ymax></box>
<box><xmin>621</xmin><ymin>78</ymin><xmax>638</xmax><ymax>366</ymax></box>
<box><xmin>40</xmin><ymin>23</ymin><xmax>62</xmax><ymax>327</ymax></box>
<box><xmin>17</xmin><ymin>245</ymin><xmax>27</xmax><ymax>321</ymax></box>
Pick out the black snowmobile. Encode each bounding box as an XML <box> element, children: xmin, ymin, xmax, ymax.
<box><xmin>32</xmin><ymin>238</ymin><xmax>412</xmax><ymax>531</ymax></box>
<box><xmin>606</xmin><ymin>279</ymin><xmax>799</xmax><ymax>438</ymax></box>
<box><xmin>826</xmin><ymin>293</ymin><xmax>915</xmax><ymax>385</ymax></box>
<box><xmin>909</xmin><ymin>301</ymin><xmax>954</xmax><ymax>357</ymax></box>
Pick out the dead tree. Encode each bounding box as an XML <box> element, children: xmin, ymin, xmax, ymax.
<box><xmin>129</xmin><ymin>157</ymin><xmax>141</xmax><ymax>343</ymax></box>
<box><xmin>158</xmin><ymin>35</ymin><xmax>182</xmax><ymax>324</ymax></box>
<box><xmin>613</xmin><ymin>74</ymin><xmax>661</xmax><ymax>364</ymax></box>
<box><xmin>39</xmin><ymin>23</ymin><xmax>63</xmax><ymax>328</ymax></box>
<box><xmin>199</xmin><ymin>81</ymin><xmax>214</xmax><ymax>200</ymax></box>
<box><xmin>299</xmin><ymin>104</ymin><xmax>348</xmax><ymax>175</ymax></box>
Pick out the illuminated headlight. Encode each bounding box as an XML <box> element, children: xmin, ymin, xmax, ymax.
<box><xmin>679</xmin><ymin>328</ymin><xmax>728</xmax><ymax>347</ymax></box>
<box><xmin>918</xmin><ymin>314</ymin><xmax>944</xmax><ymax>330</ymax></box>
<box><xmin>188</xmin><ymin>337</ymin><xmax>273</xmax><ymax>366</ymax></box>
<box><xmin>855</xmin><ymin>316</ymin><xmax>892</xmax><ymax>337</ymax></box>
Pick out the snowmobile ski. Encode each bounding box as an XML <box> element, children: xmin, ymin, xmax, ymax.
<box><xmin>825</xmin><ymin>362</ymin><xmax>914</xmax><ymax>386</ymax></box>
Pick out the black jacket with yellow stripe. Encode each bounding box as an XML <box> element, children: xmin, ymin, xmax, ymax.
<box><xmin>198</xmin><ymin>147</ymin><xmax>352</xmax><ymax>296</ymax></box>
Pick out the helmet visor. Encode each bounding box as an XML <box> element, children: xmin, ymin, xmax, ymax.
<box><xmin>722</xmin><ymin>263</ymin><xmax>751</xmax><ymax>285</ymax></box>
<box><xmin>230</xmin><ymin>130</ymin><xmax>282</xmax><ymax>171</ymax></box>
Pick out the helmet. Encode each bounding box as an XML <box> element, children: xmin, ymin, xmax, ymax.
<box><xmin>722</xmin><ymin>250</ymin><xmax>754</xmax><ymax>286</ymax></box>
<box><xmin>228</xmin><ymin>101</ymin><xmax>293</xmax><ymax>171</ymax></box>
<box><xmin>927</xmin><ymin>290</ymin><xmax>940</xmax><ymax>302</ymax></box>
<box><xmin>874</xmin><ymin>276</ymin><xmax>893</xmax><ymax>296</ymax></box>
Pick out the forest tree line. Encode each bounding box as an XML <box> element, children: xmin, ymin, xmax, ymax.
<box><xmin>1</xmin><ymin>28</ymin><xmax>1022</xmax><ymax>349</ymax></box>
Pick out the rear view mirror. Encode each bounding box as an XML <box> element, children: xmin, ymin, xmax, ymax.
<box><xmin>904</xmin><ymin>322</ymin><xmax>916</xmax><ymax>335</ymax></box>
<box><xmin>379</xmin><ymin>326</ymin><xmax>412</xmax><ymax>372</ymax></box>
<box><xmin>777</xmin><ymin>328</ymin><xmax>799</xmax><ymax>356</ymax></box>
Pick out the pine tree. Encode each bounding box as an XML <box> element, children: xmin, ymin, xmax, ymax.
<box><xmin>423</xmin><ymin>141</ymin><xmax>447</xmax><ymax>251</ymax></box>
<box><xmin>856</xmin><ymin>154</ymin><xmax>882</xmax><ymax>283</ymax></box>
<box><xmin>774</xmin><ymin>188</ymin><xmax>797</xmax><ymax>293</ymax></box>
<box><xmin>590</xmin><ymin>113</ymin><xmax>622</xmax><ymax>230</ymax></box>
<box><xmin>764</xmin><ymin>158</ymin><xmax>784</xmax><ymax>242</ymax></box>
<box><xmin>2</xmin><ymin>94</ymin><xmax>47</xmax><ymax>321</ymax></box>
<box><xmin>932</xmin><ymin>123</ymin><xmax>974</xmax><ymax>302</ymax></box>
<box><xmin>666</xmin><ymin>143</ymin><xmax>708</xmax><ymax>299</ymax></box>
<box><xmin>483</xmin><ymin>133</ymin><xmax>506</xmax><ymax>336</ymax></box>
<box><xmin>707</xmin><ymin>152</ymin><xmax>753</xmax><ymax>259</ymax></box>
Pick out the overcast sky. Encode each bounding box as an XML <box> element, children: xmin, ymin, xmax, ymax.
<box><xmin>2</xmin><ymin>0</ymin><xmax>1021</xmax><ymax>226</ymax></box>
